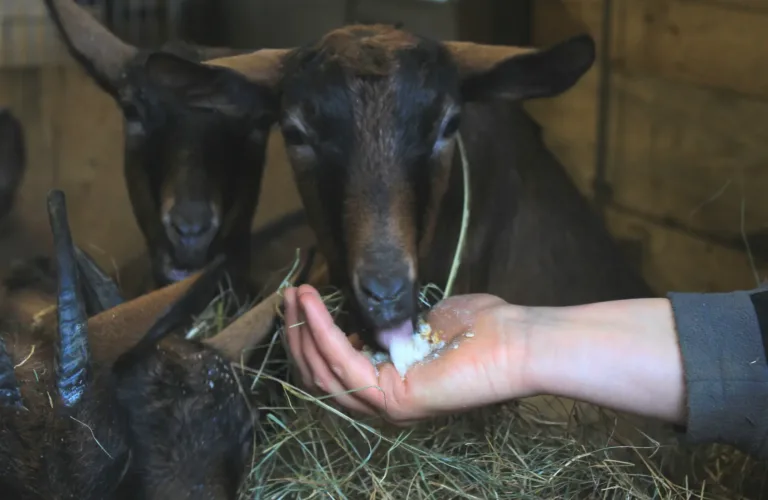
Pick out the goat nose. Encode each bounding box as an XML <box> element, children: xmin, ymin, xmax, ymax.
<box><xmin>359</xmin><ymin>275</ymin><xmax>408</xmax><ymax>304</ymax></box>
<box><xmin>167</xmin><ymin>203</ymin><xmax>216</xmax><ymax>238</ymax></box>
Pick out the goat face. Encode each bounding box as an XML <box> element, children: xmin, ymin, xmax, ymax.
<box><xmin>120</xmin><ymin>79</ymin><xmax>272</xmax><ymax>287</ymax></box>
<box><xmin>43</xmin><ymin>0</ymin><xmax>276</xmax><ymax>289</ymax></box>
<box><xmin>139</xmin><ymin>26</ymin><xmax>595</xmax><ymax>351</ymax></box>
<box><xmin>114</xmin><ymin>336</ymin><xmax>253</xmax><ymax>500</ymax></box>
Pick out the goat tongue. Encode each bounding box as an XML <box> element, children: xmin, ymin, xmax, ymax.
<box><xmin>375</xmin><ymin>320</ymin><xmax>414</xmax><ymax>352</ymax></box>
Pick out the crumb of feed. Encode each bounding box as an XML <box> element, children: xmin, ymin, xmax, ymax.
<box><xmin>390</xmin><ymin>318</ymin><xmax>446</xmax><ymax>377</ymax></box>
<box><xmin>390</xmin><ymin>334</ymin><xmax>434</xmax><ymax>376</ymax></box>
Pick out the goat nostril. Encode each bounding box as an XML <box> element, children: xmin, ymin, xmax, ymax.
<box><xmin>170</xmin><ymin>218</ymin><xmax>211</xmax><ymax>238</ymax></box>
<box><xmin>359</xmin><ymin>276</ymin><xmax>408</xmax><ymax>303</ymax></box>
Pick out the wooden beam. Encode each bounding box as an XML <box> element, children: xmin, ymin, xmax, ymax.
<box><xmin>456</xmin><ymin>0</ymin><xmax>531</xmax><ymax>45</ymax></box>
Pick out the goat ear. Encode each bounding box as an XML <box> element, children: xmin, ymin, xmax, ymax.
<box><xmin>445</xmin><ymin>34</ymin><xmax>595</xmax><ymax>103</ymax></box>
<box><xmin>143</xmin><ymin>52</ymin><xmax>275</xmax><ymax>118</ymax></box>
<box><xmin>74</xmin><ymin>246</ymin><xmax>124</xmax><ymax>316</ymax></box>
<box><xmin>113</xmin><ymin>255</ymin><xmax>227</xmax><ymax>374</ymax></box>
<box><xmin>205</xmin><ymin>48</ymin><xmax>291</xmax><ymax>90</ymax></box>
<box><xmin>43</xmin><ymin>0</ymin><xmax>137</xmax><ymax>97</ymax></box>
<box><xmin>47</xmin><ymin>189</ymin><xmax>92</xmax><ymax>407</ymax></box>
<box><xmin>0</xmin><ymin>109</ymin><xmax>25</xmax><ymax>221</ymax></box>
<box><xmin>204</xmin><ymin>249</ymin><xmax>326</xmax><ymax>362</ymax></box>
<box><xmin>192</xmin><ymin>46</ymin><xmax>248</xmax><ymax>61</ymax></box>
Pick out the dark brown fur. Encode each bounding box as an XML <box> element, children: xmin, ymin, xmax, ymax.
<box><xmin>43</xmin><ymin>0</ymin><xmax>277</xmax><ymax>293</ymax></box>
<box><xmin>0</xmin><ymin>332</ymin><xmax>130</xmax><ymax>500</ymax></box>
<box><xmin>0</xmin><ymin>189</ymin><xmax>298</xmax><ymax>499</ymax></box>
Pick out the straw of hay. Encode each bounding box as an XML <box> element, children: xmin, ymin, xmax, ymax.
<box><xmin>185</xmin><ymin>268</ymin><xmax>763</xmax><ymax>500</ymax></box>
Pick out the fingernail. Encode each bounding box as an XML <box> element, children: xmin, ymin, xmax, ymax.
<box><xmin>299</xmin><ymin>284</ymin><xmax>321</xmax><ymax>298</ymax></box>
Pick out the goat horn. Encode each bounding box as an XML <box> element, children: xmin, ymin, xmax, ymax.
<box><xmin>47</xmin><ymin>189</ymin><xmax>91</xmax><ymax>407</ymax></box>
<box><xmin>75</xmin><ymin>246</ymin><xmax>124</xmax><ymax>316</ymax></box>
<box><xmin>204</xmin><ymin>249</ymin><xmax>327</xmax><ymax>362</ymax></box>
<box><xmin>0</xmin><ymin>337</ymin><xmax>22</xmax><ymax>408</ymax></box>
<box><xmin>43</xmin><ymin>0</ymin><xmax>138</xmax><ymax>92</ymax></box>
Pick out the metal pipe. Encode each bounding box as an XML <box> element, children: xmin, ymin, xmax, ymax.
<box><xmin>593</xmin><ymin>0</ymin><xmax>614</xmax><ymax>219</ymax></box>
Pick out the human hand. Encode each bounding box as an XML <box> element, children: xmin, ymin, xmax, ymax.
<box><xmin>283</xmin><ymin>285</ymin><xmax>536</xmax><ymax>425</ymax></box>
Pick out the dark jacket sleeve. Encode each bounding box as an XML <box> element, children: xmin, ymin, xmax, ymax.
<box><xmin>667</xmin><ymin>285</ymin><xmax>768</xmax><ymax>459</ymax></box>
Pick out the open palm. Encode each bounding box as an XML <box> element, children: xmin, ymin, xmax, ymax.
<box><xmin>283</xmin><ymin>285</ymin><xmax>533</xmax><ymax>424</ymax></box>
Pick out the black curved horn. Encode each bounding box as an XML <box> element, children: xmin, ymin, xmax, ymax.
<box><xmin>75</xmin><ymin>246</ymin><xmax>124</xmax><ymax>315</ymax></box>
<box><xmin>0</xmin><ymin>337</ymin><xmax>22</xmax><ymax>408</ymax></box>
<box><xmin>47</xmin><ymin>189</ymin><xmax>91</xmax><ymax>407</ymax></box>
<box><xmin>114</xmin><ymin>254</ymin><xmax>227</xmax><ymax>373</ymax></box>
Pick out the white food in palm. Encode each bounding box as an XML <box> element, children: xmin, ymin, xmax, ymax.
<box><xmin>389</xmin><ymin>333</ymin><xmax>434</xmax><ymax>376</ymax></box>
<box><xmin>364</xmin><ymin>318</ymin><xmax>445</xmax><ymax>377</ymax></box>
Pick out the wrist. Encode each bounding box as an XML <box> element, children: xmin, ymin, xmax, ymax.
<box><xmin>520</xmin><ymin>298</ymin><xmax>686</xmax><ymax>425</ymax></box>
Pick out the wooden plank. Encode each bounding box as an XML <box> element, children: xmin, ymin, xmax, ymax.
<box><xmin>604</xmin><ymin>207</ymin><xmax>767</xmax><ymax>294</ymax></box>
<box><xmin>531</xmin><ymin>0</ymin><xmax>768</xmax><ymax>100</ymax></box>
<box><xmin>678</xmin><ymin>0</ymin><xmax>768</xmax><ymax>15</ymax></box>
<box><xmin>640</xmin><ymin>0</ymin><xmax>768</xmax><ymax>99</ymax></box>
<box><xmin>525</xmin><ymin>66</ymin><xmax>768</xmax><ymax>239</ymax></box>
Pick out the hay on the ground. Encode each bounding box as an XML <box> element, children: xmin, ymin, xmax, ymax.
<box><xmin>189</xmin><ymin>276</ymin><xmax>764</xmax><ymax>500</ymax></box>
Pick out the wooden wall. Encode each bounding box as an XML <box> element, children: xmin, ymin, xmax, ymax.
<box><xmin>525</xmin><ymin>0</ymin><xmax>768</xmax><ymax>294</ymax></box>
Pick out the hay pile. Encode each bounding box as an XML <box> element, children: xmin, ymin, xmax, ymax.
<box><xmin>189</xmin><ymin>279</ymin><xmax>764</xmax><ymax>500</ymax></box>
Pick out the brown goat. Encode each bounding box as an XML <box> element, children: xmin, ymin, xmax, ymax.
<box><xmin>43</xmin><ymin>0</ymin><xmax>289</xmax><ymax>293</ymax></box>
<box><xmin>140</xmin><ymin>25</ymin><xmax>652</xmax><ymax>353</ymax></box>
<box><xmin>1</xmin><ymin>190</ymin><xmax>316</xmax><ymax>499</ymax></box>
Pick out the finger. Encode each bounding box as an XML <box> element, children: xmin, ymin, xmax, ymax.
<box><xmin>298</xmin><ymin>286</ymin><xmax>394</xmax><ymax>411</ymax></box>
<box><xmin>283</xmin><ymin>287</ymin><xmax>313</xmax><ymax>387</ymax></box>
<box><xmin>292</xmin><ymin>286</ymin><xmax>376</xmax><ymax>413</ymax></box>
<box><xmin>300</xmin><ymin>322</ymin><xmax>376</xmax><ymax>416</ymax></box>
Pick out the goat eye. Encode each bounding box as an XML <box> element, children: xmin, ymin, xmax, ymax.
<box><xmin>282</xmin><ymin>126</ymin><xmax>307</xmax><ymax>147</ymax></box>
<box><xmin>441</xmin><ymin>114</ymin><xmax>461</xmax><ymax>139</ymax></box>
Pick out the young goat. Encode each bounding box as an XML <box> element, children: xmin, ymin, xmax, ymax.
<box><xmin>139</xmin><ymin>25</ymin><xmax>653</xmax><ymax>353</ymax></box>
<box><xmin>43</xmin><ymin>0</ymin><xmax>290</xmax><ymax>293</ymax></box>
<box><xmin>1</xmin><ymin>190</ymin><xmax>315</xmax><ymax>499</ymax></box>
